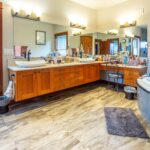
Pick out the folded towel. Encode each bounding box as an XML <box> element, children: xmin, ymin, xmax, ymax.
<box><xmin>4</xmin><ymin>80</ymin><xmax>15</xmax><ymax>101</ymax></box>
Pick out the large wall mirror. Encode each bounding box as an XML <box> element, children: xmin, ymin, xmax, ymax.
<box><xmin>13</xmin><ymin>17</ymin><xmax>148</xmax><ymax>58</ymax></box>
<box><xmin>94</xmin><ymin>26</ymin><xmax>148</xmax><ymax>57</ymax></box>
<box><xmin>13</xmin><ymin>17</ymin><xmax>93</xmax><ymax>58</ymax></box>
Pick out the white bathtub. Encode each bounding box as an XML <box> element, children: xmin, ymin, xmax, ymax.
<box><xmin>137</xmin><ymin>77</ymin><xmax>150</xmax><ymax>123</ymax></box>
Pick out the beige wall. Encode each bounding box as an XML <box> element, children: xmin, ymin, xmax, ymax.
<box><xmin>14</xmin><ymin>18</ymin><xmax>54</xmax><ymax>57</ymax></box>
<box><xmin>97</xmin><ymin>0</ymin><xmax>150</xmax><ymax>39</ymax></box>
<box><xmin>39</xmin><ymin>0</ymin><xmax>97</xmax><ymax>32</ymax></box>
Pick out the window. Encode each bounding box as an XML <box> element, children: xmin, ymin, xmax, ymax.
<box><xmin>55</xmin><ymin>32</ymin><xmax>68</xmax><ymax>56</ymax></box>
<box><xmin>109</xmin><ymin>39</ymin><xmax>119</xmax><ymax>55</ymax></box>
<box><xmin>140</xmin><ymin>41</ymin><xmax>147</xmax><ymax>57</ymax></box>
<box><xmin>132</xmin><ymin>37</ymin><xmax>140</xmax><ymax>56</ymax></box>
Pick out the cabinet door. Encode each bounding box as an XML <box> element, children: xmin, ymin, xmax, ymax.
<box><xmin>124</xmin><ymin>70</ymin><xmax>140</xmax><ymax>87</ymax></box>
<box><xmin>37</xmin><ymin>69</ymin><xmax>52</xmax><ymax>95</ymax></box>
<box><xmin>16</xmin><ymin>70</ymin><xmax>37</xmax><ymax>101</ymax></box>
<box><xmin>75</xmin><ymin>65</ymin><xmax>84</xmax><ymax>85</ymax></box>
<box><xmin>60</xmin><ymin>67</ymin><xmax>71</xmax><ymax>89</ymax></box>
<box><xmin>51</xmin><ymin>68</ymin><xmax>65</xmax><ymax>92</ymax></box>
<box><xmin>52</xmin><ymin>66</ymin><xmax>84</xmax><ymax>92</ymax></box>
<box><xmin>69</xmin><ymin>65</ymin><xmax>84</xmax><ymax>86</ymax></box>
<box><xmin>84</xmin><ymin>64</ymin><xmax>100</xmax><ymax>83</ymax></box>
<box><xmin>91</xmin><ymin>64</ymin><xmax>100</xmax><ymax>81</ymax></box>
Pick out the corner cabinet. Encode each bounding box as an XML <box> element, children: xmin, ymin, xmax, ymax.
<box><xmin>10</xmin><ymin>63</ymin><xmax>101</xmax><ymax>102</ymax></box>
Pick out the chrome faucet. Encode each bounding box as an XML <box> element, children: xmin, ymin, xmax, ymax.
<box><xmin>27</xmin><ymin>50</ymin><xmax>31</xmax><ymax>61</ymax></box>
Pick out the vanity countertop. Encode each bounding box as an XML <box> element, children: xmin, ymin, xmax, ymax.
<box><xmin>8</xmin><ymin>61</ymin><xmax>147</xmax><ymax>72</ymax></box>
<box><xmin>8</xmin><ymin>61</ymin><xmax>103</xmax><ymax>72</ymax></box>
<box><xmin>101</xmin><ymin>64</ymin><xmax>147</xmax><ymax>69</ymax></box>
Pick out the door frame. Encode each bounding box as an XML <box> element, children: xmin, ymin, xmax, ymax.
<box><xmin>95</xmin><ymin>39</ymin><xmax>101</xmax><ymax>55</ymax></box>
<box><xmin>0</xmin><ymin>2</ymin><xmax>2</xmax><ymax>95</ymax></box>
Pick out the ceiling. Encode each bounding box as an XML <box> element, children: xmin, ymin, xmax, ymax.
<box><xmin>70</xmin><ymin>0</ymin><xmax>129</xmax><ymax>10</ymax></box>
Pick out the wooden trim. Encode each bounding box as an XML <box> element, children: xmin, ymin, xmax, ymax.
<box><xmin>0</xmin><ymin>2</ymin><xmax>2</xmax><ymax>9</ymax></box>
<box><xmin>54</xmin><ymin>32</ymin><xmax>68</xmax><ymax>51</ymax></box>
<box><xmin>0</xmin><ymin>2</ymin><xmax>2</xmax><ymax>95</ymax></box>
<box><xmin>95</xmin><ymin>39</ymin><xmax>102</xmax><ymax>55</ymax></box>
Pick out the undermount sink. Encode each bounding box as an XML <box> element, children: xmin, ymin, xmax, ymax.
<box><xmin>15</xmin><ymin>60</ymin><xmax>47</xmax><ymax>68</ymax></box>
<box><xmin>79</xmin><ymin>58</ymin><xmax>95</xmax><ymax>63</ymax></box>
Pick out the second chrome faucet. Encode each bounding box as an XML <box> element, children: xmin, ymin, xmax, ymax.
<box><xmin>27</xmin><ymin>50</ymin><xmax>31</xmax><ymax>61</ymax></box>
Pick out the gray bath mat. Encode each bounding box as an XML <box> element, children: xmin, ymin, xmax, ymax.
<box><xmin>104</xmin><ymin>107</ymin><xmax>149</xmax><ymax>139</ymax></box>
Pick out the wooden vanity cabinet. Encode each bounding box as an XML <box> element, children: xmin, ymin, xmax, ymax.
<box><xmin>100</xmin><ymin>64</ymin><xmax>147</xmax><ymax>87</ymax></box>
<box><xmin>12</xmin><ymin>63</ymin><xmax>101</xmax><ymax>102</ymax></box>
<box><xmin>16</xmin><ymin>69</ymin><xmax>52</xmax><ymax>101</ymax></box>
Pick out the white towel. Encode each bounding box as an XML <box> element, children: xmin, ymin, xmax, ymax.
<box><xmin>4</xmin><ymin>80</ymin><xmax>15</xmax><ymax>101</ymax></box>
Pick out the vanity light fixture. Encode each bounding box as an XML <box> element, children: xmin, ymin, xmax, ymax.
<box><xmin>70</xmin><ymin>22</ymin><xmax>87</xmax><ymax>30</ymax></box>
<box><xmin>11</xmin><ymin>9</ymin><xmax>40</xmax><ymax>21</ymax></box>
<box><xmin>120</xmin><ymin>20</ymin><xmax>137</xmax><ymax>28</ymax></box>
<box><xmin>125</xmin><ymin>32</ymin><xmax>134</xmax><ymax>38</ymax></box>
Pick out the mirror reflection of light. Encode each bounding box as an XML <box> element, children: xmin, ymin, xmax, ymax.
<box><xmin>68</xmin><ymin>14</ymin><xmax>88</xmax><ymax>27</ymax></box>
<box><xmin>72</xmin><ymin>28</ymin><xmax>81</xmax><ymax>35</ymax></box>
<box><xmin>124</xmin><ymin>31</ymin><xmax>134</xmax><ymax>38</ymax></box>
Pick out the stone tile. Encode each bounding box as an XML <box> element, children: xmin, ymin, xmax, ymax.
<box><xmin>0</xmin><ymin>83</ymin><xmax>149</xmax><ymax>150</ymax></box>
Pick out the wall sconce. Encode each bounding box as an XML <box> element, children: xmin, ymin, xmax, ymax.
<box><xmin>70</xmin><ymin>22</ymin><xmax>87</xmax><ymax>30</ymax></box>
<box><xmin>107</xmin><ymin>29</ymin><xmax>118</xmax><ymax>35</ymax></box>
<box><xmin>120</xmin><ymin>20</ymin><xmax>137</xmax><ymax>28</ymax></box>
<box><xmin>11</xmin><ymin>9</ymin><xmax>41</xmax><ymax>21</ymax></box>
